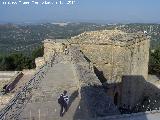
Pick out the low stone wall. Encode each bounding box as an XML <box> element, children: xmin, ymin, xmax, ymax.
<box><xmin>22</xmin><ymin>69</ymin><xmax>36</xmax><ymax>75</ymax></box>
<box><xmin>35</xmin><ymin>57</ymin><xmax>45</xmax><ymax>68</ymax></box>
<box><xmin>0</xmin><ymin>71</ymin><xmax>18</xmax><ymax>81</ymax></box>
<box><xmin>70</xmin><ymin>46</ymin><xmax>119</xmax><ymax>118</ymax></box>
<box><xmin>0</xmin><ymin>71</ymin><xmax>22</xmax><ymax>92</ymax></box>
<box><xmin>0</xmin><ymin>71</ymin><xmax>18</xmax><ymax>76</ymax></box>
<box><xmin>5</xmin><ymin>72</ymin><xmax>24</xmax><ymax>93</ymax></box>
<box><xmin>0</xmin><ymin>54</ymin><xmax>54</xmax><ymax>119</ymax></box>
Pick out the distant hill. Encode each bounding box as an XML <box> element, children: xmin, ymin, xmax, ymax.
<box><xmin>0</xmin><ymin>22</ymin><xmax>109</xmax><ymax>55</ymax></box>
<box><xmin>0</xmin><ymin>22</ymin><xmax>160</xmax><ymax>55</ymax></box>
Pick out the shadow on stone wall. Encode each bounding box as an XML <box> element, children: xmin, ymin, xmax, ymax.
<box><xmin>72</xmin><ymin>85</ymin><xmax>119</xmax><ymax>120</ymax></box>
<box><xmin>133</xmin><ymin>78</ymin><xmax>160</xmax><ymax>113</ymax></box>
<box><xmin>119</xmin><ymin>75</ymin><xmax>160</xmax><ymax>115</ymax></box>
<box><xmin>83</xmin><ymin>54</ymin><xmax>91</xmax><ymax>63</ymax></box>
<box><xmin>70</xmin><ymin>46</ymin><xmax>160</xmax><ymax>119</ymax></box>
<box><xmin>72</xmin><ymin>75</ymin><xmax>160</xmax><ymax>120</ymax></box>
<box><xmin>93</xmin><ymin>66</ymin><xmax>107</xmax><ymax>83</ymax></box>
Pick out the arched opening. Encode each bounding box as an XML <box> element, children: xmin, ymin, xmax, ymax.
<box><xmin>114</xmin><ymin>92</ymin><xmax>119</xmax><ymax>106</ymax></box>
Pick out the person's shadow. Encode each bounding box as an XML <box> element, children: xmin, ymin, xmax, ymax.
<box><xmin>68</xmin><ymin>90</ymin><xmax>79</xmax><ymax>111</ymax></box>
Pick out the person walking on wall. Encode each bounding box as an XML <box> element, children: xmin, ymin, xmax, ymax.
<box><xmin>58</xmin><ymin>90</ymin><xmax>69</xmax><ymax>117</ymax></box>
<box><xmin>64</xmin><ymin>46</ymin><xmax>68</xmax><ymax>55</ymax></box>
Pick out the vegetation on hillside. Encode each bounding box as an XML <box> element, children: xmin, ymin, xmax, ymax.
<box><xmin>149</xmin><ymin>46</ymin><xmax>160</xmax><ymax>74</ymax></box>
<box><xmin>0</xmin><ymin>46</ymin><xmax>44</xmax><ymax>71</ymax></box>
<box><xmin>1</xmin><ymin>23</ymin><xmax>160</xmax><ymax>73</ymax></box>
<box><xmin>0</xmin><ymin>23</ymin><xmax>108</xmax><ymax>55</ymax></box>
<box><xmin>1</xmin><ymin>23</ymin><xmax>160</xmax><ymax>55</ymax></box>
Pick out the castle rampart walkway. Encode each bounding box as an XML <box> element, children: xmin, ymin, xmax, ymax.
<box><xmin>18</xmin><ymin>61</ymin><xmax>82</xmax><ymax>120</ymax></box>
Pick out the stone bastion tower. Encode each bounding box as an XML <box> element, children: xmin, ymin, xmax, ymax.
<box><xmin>69</xmin><ymin>30</ymin><xmax>150</xmax><ymax>109</ymax></box>
<box><xmin>42</xmin><ymin>30</ymin><xmax>150</xmax><ymax>110</ymax></box>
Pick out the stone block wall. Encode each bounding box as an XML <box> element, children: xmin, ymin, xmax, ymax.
<box><xmin>0</xmin><ymin>71</ymin><xmax>18</xmax><ymax>81</ymax></box>
<box><xmin>70</xmin><ymin>46</ymin><xmax>119</xmax><ymax>117</ymax></box>
<box><xmin>126</xmin><ymin>39</ymin><xmax>150</xmax><ymax>80</ymax></box>
<box><xmin>74</xmin><ymin>37</ymin><xmax>150</xmax><ymax>84</ymax></box>
<box><xmin>70</xmin><ymin>30</ymin><xmax>150</xmax><ymax>84</ymax></box>
<box><xmin>77</xmin><ymin>44</ymin><xmax>126</xmax><ymax>83</ymax></box>
<box><xmin>70</xmin><ymin>30</ymin><xmax>150</xmax><ymax>110</ymax></box>
<box><xmin>35</xmin><ymin>57</ymin><xmax>45</xmax><ymax>68</ymax></box>
<box><xmin>43</xmin><ymin>39</ymin><xmax>66</xmax><ymax>61</ymax></box>
<box><xmin>121</xmin><ymin>75</ymin><xmax>146</xmax><ymax>109</ymax></box>
<box><xmin>42</xmin><ymin>30</ymin><xmax>150</xmax><ymax>113</ymax></box>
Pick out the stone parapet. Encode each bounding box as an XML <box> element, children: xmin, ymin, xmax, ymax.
<box><xmin>70</xmin><ymin>46</ymin><xmax>119</xmax><ymax>118</ymax></box>
<box><xmin>70</xmin><ymin>30</ymin><xmax>148</xmax><ymax>46</ymax></box>
<box><xmin>70</xmin><ymin>30</ymin><xmax>150</xmax><ymax>83</ymax></box>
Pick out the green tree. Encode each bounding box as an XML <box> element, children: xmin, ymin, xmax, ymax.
<box><xmin>149</xmin><ymin>46</ymin><xmax>160</xmax><ymax>74</ymax></box>
<box><xmin>0</xmin><ymin>56</ymin><xmax>15</xmax><ymax>70</ymax></box>
<box><xmin>32</xmin><ymin>46</ymin><xmax>44</xmax><ymax>59</ymax></box>
<box><xmin>31</xmin><ymin>46</ymin><xmax>44</xmax><ymax>68</ymax></box>
<box><xmin>0</xmin><ymin>45</ymin><xmax>44</xmax><ymax>71</ymax></box>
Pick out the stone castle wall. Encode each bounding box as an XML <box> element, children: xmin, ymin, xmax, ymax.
<box><xmin>35</xmin><ymin>57</ymin><xmax>45</xmax><ymax>68</ymax></box>
<box><xmin>121</xmin><ymin>75</ymin><xmax>146</xmax><ymax>109</ymax></box>
<box><xmin>71</xmin><ymin>36</ymin><xmax>150</xmax><ymax>83</ymax></box>
<box><xmin>42</xmin><ymin>30</ymin><xmax>150</xmax><ymax>110</ymax></box>
<box><xmin>69</xmin><ymin>30</ymin><xmax>150</xmax><ymax>109</ymax></box>
<box><xmin>36</xmin><ymin>39</ymin><xmax>69</xmax><ymax>68</ymax></box>
<box><xmin>43</xmin><ymin>39</ymin><xmax>67</xmax><ymax>61</ymax></box>
<box><xmin>70</xmin><ymin>46</ymin><xmax>119</xmax><ymax>117</ymax></box>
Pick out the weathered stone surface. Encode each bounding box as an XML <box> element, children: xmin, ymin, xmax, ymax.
<box><xmin>70</xmin><ymin>46</ymin><xmax>119</xmax><ymax>117</ymax></box>
<box><xmin>70</xmin><ymin>30</ymin><xmax>150</xmax><ymax>83</ymax></box>
<box><xmin>35</xmin><ymin>57</ymin><xmax>45</xmax><ymax>68</ymax></box>
<box><xmin>41</xmin><ymin>30</ymin><xmax>150</xmax><ymax>113</ymax></box>
<box><xmin>70</xmin><ymin>30</ymin><xmax>147</xmax><ymax>46</ymax></box>
<box><xmin>1</xmin><ymin>30</ymin><xmax>156</xmax><ymax>120</ymax></box>
<box><xmin>43</xmin><ymin>39</ymin><xmax>69</xmax><ymax>61</ymax></box>
<box><xmin>69</xmin><ymin>30</ymin><xmax>150</xmax><ymax>111</ymax></box>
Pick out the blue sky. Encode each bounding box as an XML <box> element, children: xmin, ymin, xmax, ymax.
<box><xmin>0</xmin><ymin>0</ymin><xmax>160</xmax><ymax>23</ymax></box>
